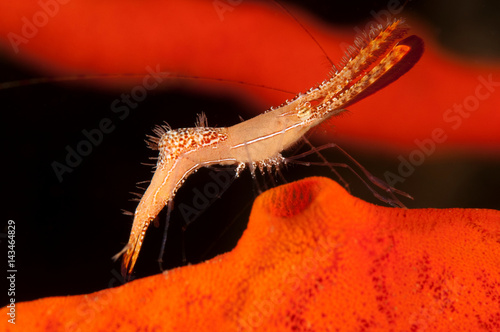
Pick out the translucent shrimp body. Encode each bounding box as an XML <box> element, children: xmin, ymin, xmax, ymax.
<box><xmin>119</xmin><ymin>19</ymin><xmax>424</xmax><ymax>276</ymax></box>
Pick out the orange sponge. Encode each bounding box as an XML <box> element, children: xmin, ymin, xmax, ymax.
<box><xmin>3</xmin><ymin>177</ymin><xmax>499</xmax><ymax>331</ymax></box>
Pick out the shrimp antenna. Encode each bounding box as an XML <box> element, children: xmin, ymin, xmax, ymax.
<box><xmin>0</xmin><ymin>71</ymin><xmax>295</xmax><ymax>95</ymax></box>
<box><xmin>157</xmin><ymin>199</ymin><xmax>173</xmax><ymax>273</ymax></box>
<box><xmin>271</xmin><ymin>0</ymin><xmax>334</xmax><ymax>67</ymax></box>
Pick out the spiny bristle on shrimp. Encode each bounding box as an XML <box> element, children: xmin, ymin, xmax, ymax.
<box><xmin>115</xmin><ymin>19</ymin><xmax>424</xmax><ymax>277</ymax></box>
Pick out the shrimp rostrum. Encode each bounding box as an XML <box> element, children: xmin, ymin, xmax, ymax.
<box><xmin>117</xmin><ymin>19</ymin><xmax>424</xmax><ymax>277</ymax></box>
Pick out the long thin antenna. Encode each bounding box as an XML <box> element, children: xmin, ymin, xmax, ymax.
<box><xmin>271</xmin><ymin>0</ymin><xmax>334</xmax><ymax>67</ymax></box>
<box><xmin>158</xmin><ymin>199</ymin><xmax>173</xmax><ymax>272</ymax></box>
<box><xmin>0</xmin><ymin>71</ymin><xmax>296</xmax><ymax>95</ymax></box>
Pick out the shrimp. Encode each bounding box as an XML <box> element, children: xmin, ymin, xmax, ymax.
<box><xmin>116</xmin><ymin>19</ymin><xmax>424</xmax><ymax>277</ymax></box>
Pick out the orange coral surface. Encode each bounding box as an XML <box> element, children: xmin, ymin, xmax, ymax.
<box><xmin>3</xmin><ymin>177</ymin><xmax>499</xmax><ymax>331</ymax></box>
<box><xmin>0</xmin><ymin>0</ymin><xmax>499</xmax><ymax>151</ymax></box>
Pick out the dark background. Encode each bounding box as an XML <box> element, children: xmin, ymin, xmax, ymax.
<box><xmin>2</xmin><ymin>0</ymin><xmax>500</xmax><ymax>306</ymax></box>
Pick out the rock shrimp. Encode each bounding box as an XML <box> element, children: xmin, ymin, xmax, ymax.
<box><xmin>116</xmin><ymin>19</ymin><xmax>424</xmax><ymax>277</ymax></box>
